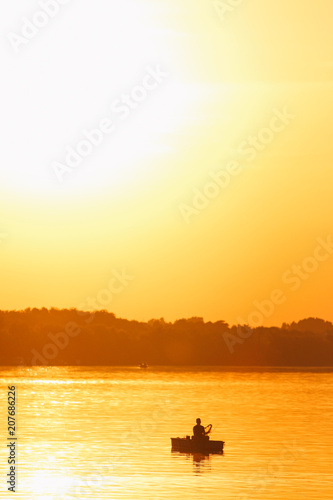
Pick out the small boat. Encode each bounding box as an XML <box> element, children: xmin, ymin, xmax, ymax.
<box><xmin>171</xmin><ymin>436</ymin><xmax>224</xmax><ymax>454</ymax></box>
<box><xmin>139</xmin><ymin>362</ymin><xmax>148</xmax><ymax>369</ymax></box>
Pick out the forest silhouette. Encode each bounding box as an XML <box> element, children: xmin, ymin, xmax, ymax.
<box><xmin>1</xmin><ymin>309</ymin><xmax>333</xmax><ymax>366</ymax></box>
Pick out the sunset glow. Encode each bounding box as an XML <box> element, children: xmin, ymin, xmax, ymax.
<box><xmin>1</xmin><ymin>0</ymin><xmax>333</xmax><ymax>327</ymax></box>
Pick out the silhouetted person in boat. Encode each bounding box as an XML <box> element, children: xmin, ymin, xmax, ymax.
<box><xmin>193</xmin><ymin>418</ymin><xmax>206</xmax><ymax>440</ymax></box>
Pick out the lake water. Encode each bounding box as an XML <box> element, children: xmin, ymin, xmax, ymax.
<box><xmin>0</xmin><ymin>367</ymin><xmax>332</xmax><ymax>499</ymax></box>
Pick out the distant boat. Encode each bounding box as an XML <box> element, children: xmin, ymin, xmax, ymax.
<box><xmin>139</xmin><ymin>362</ymin><xmax>148</xmax><ymax>369</ymax></box>
<box><xmin>171</xmin><ymin>436</ymin><xmax>224</xmax><ymax>454</ymax></box>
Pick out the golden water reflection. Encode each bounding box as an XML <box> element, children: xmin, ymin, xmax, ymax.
<box><xmin>0</xmin><ymin>367</ymin><xmax>332</xmax><ymax>499</ymax></box>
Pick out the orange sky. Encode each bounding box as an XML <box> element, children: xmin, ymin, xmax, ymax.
<box><xmin>1</xmin><ymin>0</ymin><xmax>333</xmax><ymax>327</ymax></box>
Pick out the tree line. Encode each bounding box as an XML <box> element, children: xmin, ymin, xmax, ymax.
<box><xmin>1</xmin><ymin>309</ymin><xmax>333</xmax><ymax>366</ymax></box>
